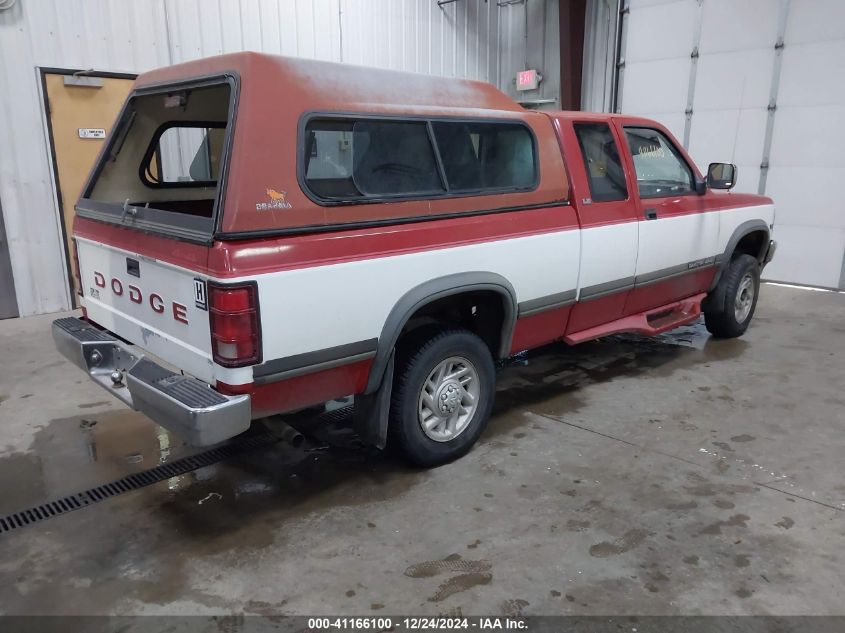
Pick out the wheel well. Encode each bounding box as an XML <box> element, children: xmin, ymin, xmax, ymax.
<box><xmin>400</xmin><ymin>290</ymin><xmax>507</xmax><ymax>359</ymax></box>
<box><xmin>733</xmin><ymin>230</ymin><xmax>768</xmax><ymax>262</ymax></box>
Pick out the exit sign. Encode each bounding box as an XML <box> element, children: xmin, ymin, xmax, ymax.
<box><xmin>516</xmin><ymin>69</ymin><xmax>540</xmax><ymax>91</ymax></box>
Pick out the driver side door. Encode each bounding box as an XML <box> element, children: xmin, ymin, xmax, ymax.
<box><xmin>618</xmin><ymin>122</ymin><xmax>719</xmax><ymax>314</ymax></box>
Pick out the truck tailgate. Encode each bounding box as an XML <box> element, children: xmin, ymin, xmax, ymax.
<box><xmin>76</xmin><ymin>236</ymin><xmax>215</xmax><ymax>384</ymax></box>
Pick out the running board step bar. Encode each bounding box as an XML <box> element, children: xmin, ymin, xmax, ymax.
<box><xmin>564</xmin><ymin>293</ymin><xmax>706</xmax><ymax>345</ymax></box>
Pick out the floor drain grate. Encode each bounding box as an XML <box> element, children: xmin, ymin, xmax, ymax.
<box><xmin>0</xmin><ymin>431</ymin><xmax>280</xmax><ymax>535</ymax></box>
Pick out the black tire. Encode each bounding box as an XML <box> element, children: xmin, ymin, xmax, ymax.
<box><xmin>389</xmin><ymin>328</ymin><xmax>496</xmax><ymax>467</ymax></box>
<box><xmin>704</xmin><ymin>254</ymin><xmax>760</xmax><ymax>338</ymax></box>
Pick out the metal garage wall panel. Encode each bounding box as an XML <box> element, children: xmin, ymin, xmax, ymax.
<box><xmin>762</xmin><ymin>0</ymin><xmax>845</xmax><ymax>288</ymax></box>
<box><xmin>685</xmin><ymin>0</ymin><xmax>778</xmax><ymax>199</ymax></box>
<box><xmin>785</xmin><ymin>0</ymin><xmax>845</xmax><ymax>45</ymax></box>
<box><xmin>693</xmin><ymin>50</ymin><xmax>773</xmax><ymax>111</ymax></box>
<box><xmin>688</xmin><ymin>108</ymin><xmax>767</xmax><ymax>193</ymax></box>
<box><xmin>624</xmin><ymin>0</ymin><xmax>696</xmax><ymax>63</ymax></box>
<box><xmin>622</xmin><ymin>57</ymin><xmax>690</xmax><ymax>115</ymax></box>
<box><xmin>764</xmin><ymin>225</ymin><xmax>845</xmax><ymax>290</ymax></box>
<box><xmin>618</xmin><ymin>0</ymin><xmax>694</xmax><ymax>122</ymax></box>
<box><xmin>766</xmin><ymin>166</ymin><xmax>845</xmax><ymax>229</ymax></box>
<box><xmin>777</xmin><ymin>40</ymin><xmax>845</xmax><ymax>108</ymax></box>
<box><xmin>0</xmin><ymin>0</ymin><xmax>502</xmax><ymax>316</ymax></box>
<box><xmin>622</xmin><ymin>0</ymin><xmax>845</xmax><ymax>288</ymax></box>
<box><xmin>698</xmin><ymin>0</ymin><xmax>779</xmax><ymax>53</ymax></box>
<box><xmin>338</xmin><ymin>0</ymin><xmax>497</xmax><ymax>78</ymax></box>
<box><xmin>219</xmin><ymin>1</ymin><xmax>245</xmax><ymax>53</ymax></box>
<box><xmin>0</xmin><ymin>0</ymin><xmax>167</xmax><ymax>317</ymax></box>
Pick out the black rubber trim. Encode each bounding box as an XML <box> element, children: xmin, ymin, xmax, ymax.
<box><xmin>634</xmin><ymin>257</ymin><xmax>717</xmax><ymax>286</ymax></box>
<box><xmin>579</xmin><ymin>276</ymin><xmax>636</xmax><ymax>301</ymax></box>
<box><xmin>708</xmin><ymin>220</ymin><xmax>770</xmax><ymax>292</ymax></box>
<box><xmin>53</xmin><ymin>317</ymin><xmax>115</xmax><ymax>342</ymax></box>
<box><xmin>518</xmin><ymin>289</ymin><xmax>577</xmax><ymax>317</ymax></box>
<box><xmin>130</xmin><ymin>358</ymin><xmax>228</xmax><ymax>408</ymax></box>
<box><xmin>215</xmin><ymin>199</ymin><xmax>570</xmax><ymax>241</ymax></box>
<box><xmin>253</xmin><ymin>338</ymin><xmax>379</xmax><ymax>384</ymax></box>
<box><xmin>365</xmin><ymin>272</ymin><xmax>517</xmax><ymax>394</ymax></box>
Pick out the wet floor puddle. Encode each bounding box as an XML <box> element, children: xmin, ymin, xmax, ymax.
<box><xmin>0</xmin><ymin>318</ymin><xmax>751</xmax><ymax>520</ymax></box>
<box><xmin>0</xmin><ymin>409</ymin><xmax>197</xmax><ymax>515</ymax></box>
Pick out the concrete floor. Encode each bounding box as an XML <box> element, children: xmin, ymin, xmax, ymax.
<box><xmin>0</xmin><ymin>283</ymin><xmax>843</xmax><ymax>617</ymax></box>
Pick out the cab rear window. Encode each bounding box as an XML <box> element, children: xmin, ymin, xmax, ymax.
<box><xmin>302</xmin><ymin>116</ymin><xmax>537</xmax><ymax>203</ymax></box>
<box><xmin>141</xmin><ymin>123</ymin><xmax>226</xmax><ymax>187</ymax></box>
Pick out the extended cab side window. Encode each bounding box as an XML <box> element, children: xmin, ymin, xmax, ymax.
<box><xmin>573</xmin><ymin>122</ymin><xmax>628</xmax><ymax>202</ymax></box>
<box><xmin>623</xmin><ymin>127</ymin><xmax>693</xmax><ymax>198</ymax></box>
<box><xmin>304</xmin><ymin>119</ymin><xmax>444</xmax><ymax>200</ymax></box>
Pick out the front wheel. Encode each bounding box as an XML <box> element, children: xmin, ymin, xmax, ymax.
<box><xmin>704</xmin><ymin>254</ymin><xmax>760</xmax><ymax>338</ymax></box>
<box><xmin>389</xmin><ymin>328</ymin><xmax>496</xmax><ymax>467</ymax></box>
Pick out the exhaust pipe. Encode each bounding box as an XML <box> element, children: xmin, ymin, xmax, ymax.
<box><xmin>269</xmin><ymin>420</ymin><xmax>305</xmax><ymax>448</ymax></box>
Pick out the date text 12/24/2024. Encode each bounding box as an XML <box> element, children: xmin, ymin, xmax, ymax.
<box><xmin>307</xmin><ymin>617</ymin><xmax>528</xmax><ymax>630</ymax></box>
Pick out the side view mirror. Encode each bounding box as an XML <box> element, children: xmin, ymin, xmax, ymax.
<box><xmin>707</xmin><ymin>162</ymin><xmax>737</xmax><ymax>190</ymax></box>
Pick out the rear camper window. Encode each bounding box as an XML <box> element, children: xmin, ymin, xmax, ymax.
<box><xmin>79</xmin><ymin>80</ymin><xmax>234</xmax><ymax>241</ymax></box>
<box><xmin>302</xmin><ymin>117</ymin><xmax>537</xmax><ymax>203</ymax></box>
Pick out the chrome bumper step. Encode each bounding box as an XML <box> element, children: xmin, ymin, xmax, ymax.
<box><xmin>52</xmin><ymin>317</ymin><xmax>251</xmax><ymax>446</ymax></box>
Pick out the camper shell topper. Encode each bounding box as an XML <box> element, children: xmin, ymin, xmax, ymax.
<box><xmin>79</xmin><ymin>52</ymin><xmax>570</xmax><ymax>240</ymax></box>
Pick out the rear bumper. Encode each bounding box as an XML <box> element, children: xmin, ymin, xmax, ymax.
<box><xmin>52</xmin><ymin>317</ymin><xmax>251</xmax><ymax>446</ymax></box>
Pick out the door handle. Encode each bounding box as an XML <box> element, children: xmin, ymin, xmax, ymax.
<box><xmin>645</xmin><ymin>208</ymin><xmax>658</xmax><ymax>220</ymax></box>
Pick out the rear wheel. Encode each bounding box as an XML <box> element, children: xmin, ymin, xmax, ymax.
<box><xmin>704</xmin><ymin>254</ymin><xmax>760</xmax><ymax>338</ymax></box>
<box><xmin>389</xmin><ymin>328</ymin><xmax>495</xmax><ymax>467</ymax></box>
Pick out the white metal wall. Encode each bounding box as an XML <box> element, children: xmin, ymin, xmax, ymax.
<box><xmin>497</xmin><ymin>0</ymin><xmax>560</xmax><ymax>108</ymax></box>
<box><xmin>618</xmin><ymin>0</ymin><xmax>845</xmax><ymax>289</ymax></box>
<box><xmin>0</xmin><ymin>0</ymin><xmax>501</xmax><ymax>316</ymax></box>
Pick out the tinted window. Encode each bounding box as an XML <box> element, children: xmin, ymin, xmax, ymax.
<box><xmin>573</xmin><ymin>123</ymin><xmax>627</xmax><ymax>202</ymax></box>
<box><xmin>624</xmin><ymin>127</ymin><xmax>693</xmax><ymax>198</ymax></box>
<box><xmin>304</xmin><ymin>119</ymin><xmax>444</xmax><ymax>200</ymax></box>
<box><xmin>431</xmin><ymin>121</ymin><xmax>536</xmax><ymax>191</ymax></box>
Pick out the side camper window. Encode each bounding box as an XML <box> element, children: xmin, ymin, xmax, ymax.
<box><xmin>302</xmin><ymin>116</ymin><xmax>538</xmax><ymax>203</ymax></box>
<box><xmin>303</xmin><ymin>119</ymin><xmax>444</xmax><ymax>200</ymax></box>
<box><xmin>430</xmin><ymin>121</ymin><xmax>536</xmax><ymax>192</ymax></box>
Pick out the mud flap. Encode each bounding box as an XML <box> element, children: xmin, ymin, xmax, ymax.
<box><xmin>702</xmin><ymin>282</ymin><xmax>726</xmax><ymax>315</ymax></box>
<box><xmin>354</xmin><ymin>352</ymin><xmax>394</xmax><ymax>449</ymax></box>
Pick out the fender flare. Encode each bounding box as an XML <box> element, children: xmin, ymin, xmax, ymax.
<box><xmin>704</xmin><ymin>220</ymin><xmax>770</xmax><ymax>313</ymax></box>
<box><xmin>708</xmin><ymin>220</ymin><xmax>770</xmax><ymax>293</ymax></box>
<box><xmin>364</xmin><ymin>272</ymin><xmax>518</xmax><ymax>394</ymax></box>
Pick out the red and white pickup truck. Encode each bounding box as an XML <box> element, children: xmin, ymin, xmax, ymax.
<box><xmin>53</xmin><ymin>53</ymin><xmax>776</xmax><ymax>466</ymax></box>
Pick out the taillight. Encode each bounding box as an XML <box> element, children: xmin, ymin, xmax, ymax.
<box><xmin>71</xmin><ymin>239</ymin><xmax>82</xmax><ymax>297</ymax></box>
<box><xmin>208</xmin><ymin>281</ymin><xmax>261</xmax><ymax>368</ymax></box>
